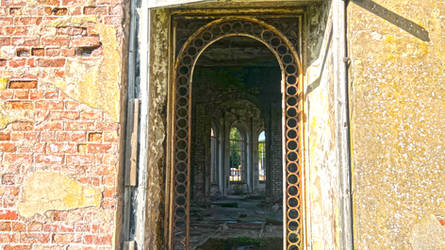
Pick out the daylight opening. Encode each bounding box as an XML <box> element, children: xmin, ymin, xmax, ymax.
<box><xmin>258</xmin><ymin>130</ymin><xmax>266</xmax><ymax>182</ymax></box>
<box><xmin>229</xmin><ymin>127</ymin><xmax>244</xmax><ymax>183</ymax></box>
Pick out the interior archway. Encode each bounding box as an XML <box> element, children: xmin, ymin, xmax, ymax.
<box><xmin>169</xmin><ymin>17</ymin><xmax>303</xmax><ymax>250</ymax></box>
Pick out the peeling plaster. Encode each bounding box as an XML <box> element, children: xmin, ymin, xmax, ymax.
<box><xmin>409</xmin><ymin>214</ymin><xmax>445</xmax><ymax>249</ymax></box>
<box><xmin>17</xmin><ymin>172</ymin><xmax>101</xmax><ymax>218</ymax></box>
<box><xmin>141</xmin><ymin>9</ymin><xmax>170</xmax><ymax>249</ymax></box>
<box><xmin>45</xmin><ymin>17</ymin><xmax>121</xmax><ymax>122</ymax></box>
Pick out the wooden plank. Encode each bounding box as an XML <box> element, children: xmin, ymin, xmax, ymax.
<box><xmin>123</xmin><ymin>240</ymin><xmax>136</xmax><ymax>250</ymax></box>
<box><xmin>129</xmin><ymin>99</ymin><xmax>140</xmax><ymax>186</ymax></box>
<box><xmin>125</xmin><ymin>99</ymin><xmax>140</xmax><ymax>187</ymax></box>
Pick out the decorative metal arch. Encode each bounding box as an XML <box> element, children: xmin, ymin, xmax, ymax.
<box><xmin>170</xmin><ymin>17</ymin><xmax>303</xmax><ymax>250</ymax></box>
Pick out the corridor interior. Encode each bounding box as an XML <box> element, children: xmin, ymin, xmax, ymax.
<box><xmin>189</xmin><ymin>36</ymin><xmax>285</xmax><ymax>249</ymax></box>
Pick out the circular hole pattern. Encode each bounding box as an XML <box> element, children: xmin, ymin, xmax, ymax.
<box><xmin>232</xmin><ymin>22</ymin><xmax>242</xmax><ymax>32</ymax></box>
<box><xmin>176</xmin><ymin>196</ymin><xmax>185</xmax><ymax>206</ymax></box>
<box><xmin>271</xmin><ymin>37</ymin><xmax>281</xmax><ymax>46</ymax></box>
<box><xmin>283</xmin><ymin>54</ymin><xmax>293</xmax><ymax>64</ymax></box>
<box><xmin>286</xmin><ymin>65</ymin><xmax>296</xmax><ymax>74</ymax></box>
<box><xmin>178</xmin><ymin>97</ymin><xmax>187</xmax><ymax>106</ymax></box>
<box><xmin>288</xmin><ymin>174</ymin><xmax>298</xmax><ymax>184</ymax></box>
<box><xmin>177</xmin><ymin>140</ymin><xmax>186</xmax><ymax>150</ymax></box>
<box><xmin>287</xmin><ymin>108</ymin><xmax>297</xmax><ymax>117</ymax></box>
<box><xmin>287</xmin><ymin>130</ymin><xmax>297</xmax><ymax>139</ymax></box>
<box><xmin>262</xmin><ymin>30</ymin><xmax>273</xmax><ymax>40</ymax></box>
<box><xmin>243</xmin><ymin>22</ymin><xmax>252</xmax><ymax>31</ymax></box>
<box><xmin>288</xmin><ymin>163</ymin><xmax>297</xmax><ymax>172</ymax></box>
<box><xmin>288</xmin><ymin>141</ymin><xmax>297</xmax><ymax>150</ymax></box>
<box><xmin>202</xmin><ymin>31</ymin><xmax>212</xmax><ymax>40</ymax></box>
<box><xmin>187</xmin><ymin>47</ymin><xmax>197</xmax><ymax>56</ymax></box>
<box><xmin>176</xmin><ymin>173</ymin><xmax>186</xmax><ymax>183</ymax></box>
<box><xmin>177</xmin><ymin>163</ymin><xmax>186</xmax><ymax>171</ymax></box>
<box><xmin>288</xmin><ymin>198</ymin><xmax>298</xmax><ymax>207</ymax></box>
<box><xmin>288</xmin><ymin>233</ymin><xmax>298</xmax><ymax>243</ymax></box>
<box><xmin>288</xmin><ymin>221</ymin><xmax>299</xmax><ymax>231</ymax></box>
<box><xmin>179</xmin><ymin>66</ymin><xmax>188</xmax><ymax>75</ymax></box>
<box><xmin>182</xmin><ymin>56</ymin><xmax>192</xmax><ymax>65</ymax></box>
<box><xmin>221</xmin><ymin>23</ymin><xmax>231</xmax><ymax>33</ymax></box>
<box><xmin>178</xmin><ymin>119</ymin><xmax>186</xmax><ymax>127</ymax></box>
<box><xmin>287</xmin><ymin>97</ymin><xmax>297</xmax><ymax>106</ymax></box>
<box><xmin>179</xmin><ymin>77</ymin><xmax>188</xmax><ymax>85</ymax></box>
<box><xmin>177</xmin><ymin>108</ymin><xmax>187</xmax><ymax>117</ymax></box>
<box><xmin>288</xmin><ymin>185</ymin><xmax>298</xmax><ymax>195</ymax></box>
<box><xmin>178</xmin><ymin>87</ymin><xmax>187</xmax><ymax>96</ymax></box>
<box><xmin>287</xmin><ymin>75</ymin><xmax>297</xmax><ymax>85</ymax></box>
<box><xmin>278</xmin><ymin>45</ymin><xmax>287</xmax><ymax>54</ymax></box>
<box><xmin>177</xmin><ymin>151</ymin><xmax>186</xmax><ymax>160</ymax></box>
<box><xmin>287</xmin><ymin>118</ymin><xmax>296</xmax><ymax>128</ymax></box>
<box><xmin>176</xmin><ymin>184</ymin><xmax>185</xmax><ymax>193</ymax></box>
<box><xmin>288</xmin><ymin>209</ymin><xmax>299</xmax><ymax>219</ymax></box>
<box><xmin>194</xmin><ymin>39</ymin><xmax>203</xmax><ymax>47</ymax></box>
<box><xmin>288</xmin><ymin>152</ymin><xmax>298</xmax><ymax>161</ymax></box>
<box><xmin>287</xmin><ymin>86</ymin><xmax>297</xmax><ymax>95</ymax></box>
<box><xmin>177</xmin><ymin>129</ymin><xmax>186</xmax><ymax>139</ymax></box>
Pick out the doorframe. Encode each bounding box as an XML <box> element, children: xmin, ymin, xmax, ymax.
<box><xmin>166</xmin><ymin>11</ymin><xmax>305</xmax><ymax>249</ymax></box>
<box><xmin>130</xmin><ymin>1</ymin><xmax>354</xmax><ymax>249</ymax></box>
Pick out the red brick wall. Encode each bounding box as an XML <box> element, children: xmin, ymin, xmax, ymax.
<box><xmin>0</xmin><ymin>0</ymin><xmax>125</xmax><ymax>248</ymax></box>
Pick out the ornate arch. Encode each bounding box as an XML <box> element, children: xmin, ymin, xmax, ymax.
<box><xmin>170</xmin><ymin>17</ymin><xmax>303</xmax><ymax>249</ymax></box>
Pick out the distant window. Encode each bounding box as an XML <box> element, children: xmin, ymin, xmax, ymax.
<box><xmin>229</xmin><ymin>127</ymin><xmax>244</xmax><ymax>182</ymax></box>
<box><xmin>258</xmin><ymin>131</ymin><xmax>266</xmax><ymax>182</ymax></box>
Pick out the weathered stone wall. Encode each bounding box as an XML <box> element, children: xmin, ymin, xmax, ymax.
<box><xmin>304</xmin><ymin>0</ymin><xmax>340</xmax><ymax>249</ymax></box>
<box><xmin>0</xmin><ymin>0</ymin><xmax>127</xmax><ymax>248</ymax></box>
<box><xmin>348</xmin><ymin>0</ymin><xmax>445</xmax><ymax>249</ymax></box>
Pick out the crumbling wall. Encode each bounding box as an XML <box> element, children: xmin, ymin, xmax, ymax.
<box><xmin>143</xmin><ymin>8</ymin><xmax>170</xmax><ymax>249</ymax></box>
<box><xmin>0</xmin><ymin>0</ymin><xmax>127</xmax><ymax>248</ymax></box>
<box><xmin>348</xmin><ymin>0</ymin><xmax>445</xmax><ymax>249</ymax></box>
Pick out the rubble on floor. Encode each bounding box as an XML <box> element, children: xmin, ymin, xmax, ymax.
<box><xmin>190</xmin><ymin>195</ymin><xmax>284</xmax><ymax>250</ymax></box>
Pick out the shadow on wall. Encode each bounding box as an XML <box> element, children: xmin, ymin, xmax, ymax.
<box><xmin>351</xmin><ymin>0</ymin><xmax>430</xmax><ymax>42</ymax></box>
<box><xmin>306</xmin><ymin>0</ymin><xmax>430</xmax><ymax>95</ymax></box>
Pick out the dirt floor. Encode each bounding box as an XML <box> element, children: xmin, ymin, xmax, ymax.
<box><xmin>190</xmin><ymin>195</ymin><xmax>283</xmax><ymax>250</ymax></box>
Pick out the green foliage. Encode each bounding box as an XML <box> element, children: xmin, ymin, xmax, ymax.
<box><xmin>258</xmin><ymin>141</ymin><xmax>265</xmax><ymax>159</ymax></box>
<box><xmin>229</xmin><ymin>128</ymin><xmax>241</xmax><ymax>170</ymax></box>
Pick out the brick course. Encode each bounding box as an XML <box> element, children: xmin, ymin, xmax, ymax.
<box><xmin>0</xmin><ymin>0</ymin><xmax>124</xmax><ymax>247</ymax></box>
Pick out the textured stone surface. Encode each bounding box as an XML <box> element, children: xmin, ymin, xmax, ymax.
<box><xmin>144</xmin><ymin>9</ymin><xmax>170</xmax><ymax>249</ymax></box>
<box><xmin>18</xmin><ymin>172</ymin><xmax>101</xmax><ymax>218</ymax></box>
<box><xmin>304</xmin><ymin>1</ymin><xmax>340</xmax><ymax>249</ymax></box>
<box><xmin>348</xmin><ymin>0</ymin><xmax>445</xmax><ymax>248</ymax></box>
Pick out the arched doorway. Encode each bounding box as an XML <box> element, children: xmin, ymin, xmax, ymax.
<box><xmin>169</xmin><ymin>17</ymin><xmax>303</xmax><ymax>249</ymax></box>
